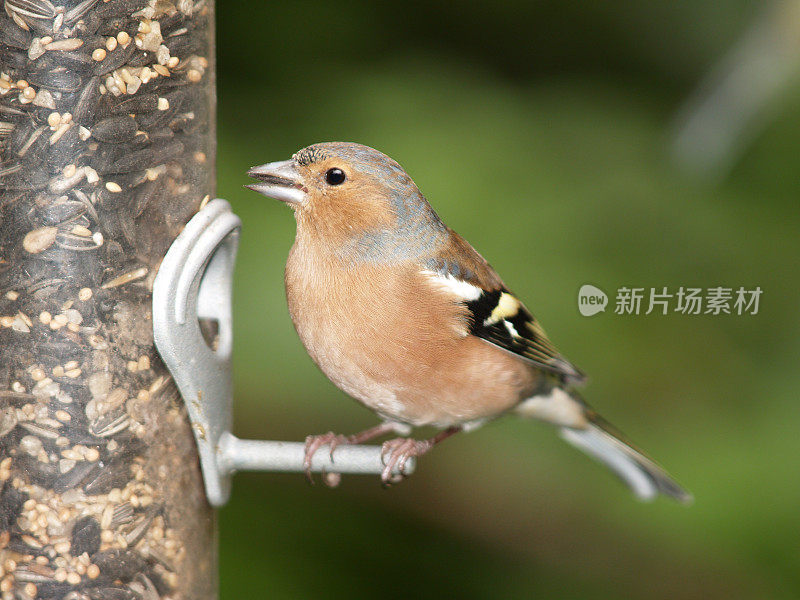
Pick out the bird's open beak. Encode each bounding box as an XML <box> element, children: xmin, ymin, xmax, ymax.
<box><xmin>245</xmin><ymin>160</ymin><xmax>306</xmax><ymax>205</ymax></box>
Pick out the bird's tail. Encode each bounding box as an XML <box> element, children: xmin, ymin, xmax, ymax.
<box><xmin>560</xmin><ymin>414</ymin><xmax>692</xmax><ymax>503</ymax></box>
<box><xmin>515</xmin><ymin>390</ymin><xmax>691</xmax><ymax>502</ymax></box>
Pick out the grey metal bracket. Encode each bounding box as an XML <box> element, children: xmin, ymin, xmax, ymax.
<box><xmin>152</xmin><ymin>199</ymin><xmax>412</xmax><ymax>507</ymax></box>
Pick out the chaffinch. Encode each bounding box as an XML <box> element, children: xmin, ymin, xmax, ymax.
<box><xmin>247</xmin><ymin>142</ymin><xmax>690</xmax><ymax>502</ymax></box>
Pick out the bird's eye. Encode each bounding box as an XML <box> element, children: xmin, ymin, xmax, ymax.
<box><xmin>325</xmin><ymin>168</ymin><xmax>346</xmax><ymax>185</ymax></box>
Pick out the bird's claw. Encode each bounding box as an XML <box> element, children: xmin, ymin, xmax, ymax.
<box><xmin>303</xmin><ymin>432</ymin><xmax>348</xmax><ymax>484</ymax></box>
<box><xmin>380</xmin><ymin>438</ymin><xmax>428</xmax><ymax>486</ymax></box>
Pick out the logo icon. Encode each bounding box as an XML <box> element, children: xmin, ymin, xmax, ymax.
<box><xmin>578</xmin><ymin>284</ymin><xmax>608</xmax><ymax>316</ymax></box>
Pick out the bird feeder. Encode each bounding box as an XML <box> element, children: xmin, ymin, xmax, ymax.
<box><xmin>0</xmin><ymin>1</ymin><xmax>216</xmax><ymax>598</ymax></box>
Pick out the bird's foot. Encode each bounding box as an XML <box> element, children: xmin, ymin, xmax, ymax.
<box><xmin>380</xmin><ymin>438</ymin><xmax>432</xmax><ymax>485</ymax></box>
<box><xmin>303</xmin><ymin>432</ymin><xmax>351</xmax><ymax>485</ymax></box>
<box><xmin>380</xmin><ymin>426</ymin><xmax>462</xmax><ymax>486</ymax></box>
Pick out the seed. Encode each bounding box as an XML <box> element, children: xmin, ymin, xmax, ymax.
<box><xmin>60</xmin><ymin>448</ymin><xmax>80</xmax><ymax>461</ymax></box>
<box><xmin>55</xmin><ymin>410</ymin><xmax>71</xmax><ymax>422</ymax></box>
<box><xmin>119</xmin><ymin>67</ymin><xmax>134</xmax><ymax>85</ymax></box>
<box><xmin>105</xmin><ymin>36</ymin><xmax>117</xmax><ymax>51</ymax></box>
<box><xmin>87</xmin><ymin>564</ymin><xmax>99</xmax><ymax>579</ymax></box>
<box><xmin>137</xmin><ymin>356</ymin><xmax>150</xmax><ymax>370</ymax></box>
<box><xmin>52</xmin><ymin>365</ymin><xmax>65</xmax><ymax>377</ymax></box>
<box><xmin>152</xmin><ymin>63</ymin><xmax>169</xmax><ymax>76</ymax></box>
<box><xmin>20</xmin><ymin>435</ymin><xmax>43</xmax><ymax>456</ymax></box>
<box><xmin>126</xmin><ymin>75</ymin><xmax>141</xmax><ymax>94</ymax></box>
<box><xmin>17</xmin><ymin>80</ymin><xmax>28</xmax><ymax>89</ymax></box>
<box><xmin>39</xmin><ymin>311</ymin><xmax>52</xmax><ymax>324</ymax></box>
<box><xmin>5</xmin><ymin>291</ymin><xmax>19</xmax><ymax>301</ymax></box>
<box><xmin>111</xmin><ymin>72</ymin><xmax>126</xmax><ymax>94</ymax></box>
<box><xmin>62</xmin><ymin>163</ymin><xmax>76</xmax><ymax>178</ymax></box>
<box><xmin>157</xmin><ymin>96</ymin><xmax>169</xmax><ymax>110</ymax></box>
<box><xmin>77</xmin><ymin>287</ymin><xmax>93</xmax><ymax>302</ymax></box>
<box><xmin>72</xmin><ymin>225</ymin><xmax>91</xmax><ymax>237</ymax></box>
<box><xmin>24</xmin><ymin>583</ymin><xmax>36</xmax><ymax>598</ymax></box>
<box><xmin>10</xmin><ymin>9</ymin><xmax>29</xmax><ymax>29</ymax></box>
<box><xmin>102</xmin><ymin>267</ymin><xmax>147</xmax><ymax>289</ymax></box>
<box><xmin>23</xmin><ymin>226</ymin><xmax>58</xmax><ymax>254</ymax></box>
<box><xmin>32</xmin><ymin>87</ymin><xmax>55</xmax><ymax>108</ymax></box>
<box><xmin>46</xmin><ymin>38</ymin><xmax>84</xmax><ymax>51</ymax></box>
<box><xmin>28</xmin><ymin>37</ymin><xmax>46</xmax><ymax>60</ymax></box>
<box><xmin>92</xmin><ymin>114</ymin><xmax>136</xmax><ymax>142</ymax></box>
<box><xmin>85</xmin><ymin>166</ymin><xmax>99</xmax><ymax>183</ymax></box>
<box><xmin>146</xmin><ymin>165</ymin><xmax>164</xmax><ymax>180</ymax></box>
<box><xmin>126</xmin><ymin>360</ymin><xmax>138</xmax><ymax>372</ymax></box>
<box><xmin>49</xmin><ymin>122</ymin><xmax>71</xmax><ymax>144</ymax></box>
<box><xmin>105</xmin><ymin>181</ymin><xmax>122</xmax><ymax>192</ymax></box>
<box><xmin>117</xmin><ymin>31</ymin><xmax>130</xmax><ymax>46</ymax></box>
<box><xmin>167</xmin><ymin>56</ymin><xmax>179</xmax><ymax>69</ymax></box>
<box><xmin>156</xmin><ymin>44</ymin><xmax>169</xmax><ymax>64</ymax></box>
<box><xmin>66</xmin><ymin>571</ymin><xmax>81</xmax><ymax>585</ymax></box>
<box><xmin>194</xmin><ymin>151</ymin><xmax>206</xmax><ymax>163</ymax></box>
<box><xmin>22</xmin><ymin>86</ymin><xmax>36</xmax><ymax>100</ymax></box>
<box><xmin>91</xmin><ymin>48</ymin><xmax>106</xmax><ymax>61</ymax></box>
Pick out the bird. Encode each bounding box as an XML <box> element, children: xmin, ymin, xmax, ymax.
<box><xmin>246</xmin><ymin>141</ymin><xmax>691</xmax><ymax>502</ymax></box>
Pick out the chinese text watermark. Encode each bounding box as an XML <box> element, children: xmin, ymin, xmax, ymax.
<box><xmin>578</xmin><ymin>285</ymin><xmax>762</xmax><ymax>316</ymax></box>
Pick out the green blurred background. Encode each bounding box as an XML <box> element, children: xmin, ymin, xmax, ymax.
<box><xmin>214</xmin><ymin>2</ymin><xmax>800</xmax><ymax>598</ymax></box>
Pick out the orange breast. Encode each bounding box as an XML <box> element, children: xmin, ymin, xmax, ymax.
<box><xmin>285</xmin><ymin>242</ymin><xmax>540</xmax><ymax>427</ymax></box>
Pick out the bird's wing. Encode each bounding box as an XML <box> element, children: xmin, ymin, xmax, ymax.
<box><xmin>423</xmin><ymin>231</ymin><xmax>586</xmax><ymax>385</ymax></box>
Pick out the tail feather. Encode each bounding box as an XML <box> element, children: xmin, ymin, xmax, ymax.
<box><xmin>560</xmin><ymin>420</ymin><xmax>692</xmax><ymax>503</ymax></box>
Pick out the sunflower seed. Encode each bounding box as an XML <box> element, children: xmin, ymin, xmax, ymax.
<box><xmin>72</xmin><ymin>74</ymin><xmax>101</xmax><ymax>125</ymax></box>
<box><xmin>91</xmin><ymin>114</ymin><xmax>136</xmax><ymax>142</ymax></box>
<box><xmin>63</xmin><ymin>0</ymin><xmax>100</xmax><ymax>25</ymax></box>
<box><xmin>110</xmin><ymin>93</ymin><xmax>158</xmax><ymax>115</ymax></box>
<box><xmin>5</xmin><ymin>0</ymin><xmax>57</xmax><ymax>21</ymax></box>
<box><xmin>28</xmin><ymin>68</ymin><xmax>81</xmax><ymax>92</ymax></box>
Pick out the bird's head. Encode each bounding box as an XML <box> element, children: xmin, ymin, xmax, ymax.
<box><xmin>246</xmin><ymin>142</ymin><xmax>447</xmax><ymax>260</ymax></box>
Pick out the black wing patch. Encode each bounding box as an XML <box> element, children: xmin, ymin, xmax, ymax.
<box><xmin>465</xmin><ymin>289</ymin><xmax>586</xmax><ymax>384</ymax></box>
